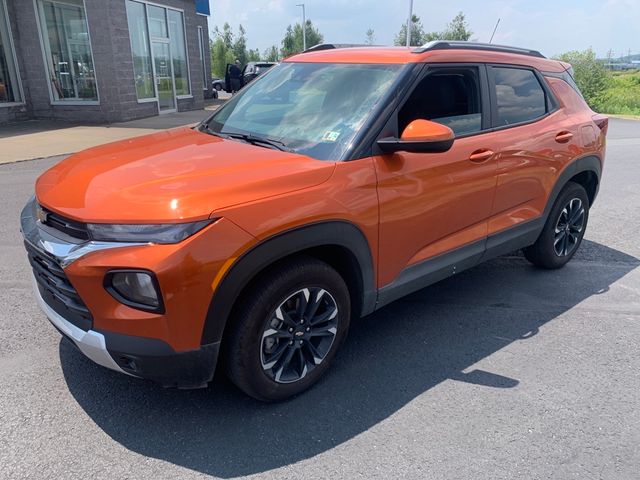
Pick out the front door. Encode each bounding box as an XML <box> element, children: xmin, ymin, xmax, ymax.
<box><xmin>375</xmin><ymin>65</ymin><xmax>497</xmax><ymax>288</ymax></box>
<box><xmin>152</xmin><ymin>41</ymin><xmax>175</xmax><ymax>113</ymax></box>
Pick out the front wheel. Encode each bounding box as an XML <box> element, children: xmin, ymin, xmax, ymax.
<box><xmin>224</xmin><ymin>257</ymin><xmax>351</xmax><ymax>401</ymax></box>
<box><xmin>524</xmin><ymin>181</ymin><xmax>590</xmax><ymax>269</ymax></box>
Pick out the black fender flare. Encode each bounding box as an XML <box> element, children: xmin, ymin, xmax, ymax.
<box><xmin>543</xmin><ymin>154</ymin><xmax>602</xmax><ymax>219</ymax></box>
<box><xmin>200</xmin><ymin>221</ymin><xmax>377</xmax><ymax>345</ymax></box>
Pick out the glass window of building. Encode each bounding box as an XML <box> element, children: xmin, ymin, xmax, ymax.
<box><xmin>0</xmin><ymin>0</ymin><xmax>23</xmax><ymax>104</ymax></box>
<box><xmin>126</xmin><ymin>1</ymin><xmax>154</xmax><ymax>99</ymax></box>
<box><xmin>125</xmin><ymin>1</ymin><xmax>191</xmax><ymax>105</ymax></box>
<box><xmin>37</xmin><ymin>0</ymin><xmax>98</xmax><ymax>102</ymax></box>
<box><xmin>147</xmin><ymin>5</ymin><xmax>168</xmax><ymax>39</ymax></box>
<box><xmin>168</xmin><ymin>10</ymin><xmax>189</xmax><ymax>96</ymax></box>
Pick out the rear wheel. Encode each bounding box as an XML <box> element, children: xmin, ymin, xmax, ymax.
<box><xmin>225</xmin><ymin>257</ymin><xmax>350</xmax><ymax>401</ymax></box>
<box><xmin>524</xmin><ymin>181</ymin><xmax>589</xmax><ymax>269</ymax></box>
<box><xmin>214</xmin><ymin>83</ymin><xmax>222</xmax><ymax>91</ymax></box>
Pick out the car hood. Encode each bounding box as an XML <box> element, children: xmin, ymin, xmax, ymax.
<box><xmin>36</xmin><ymin>127</ymin><xmax>336</xmax><ymax>223</ymax></box>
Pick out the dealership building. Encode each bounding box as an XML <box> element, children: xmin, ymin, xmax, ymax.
<box><xmin>0</xmin><ymin>0</ymin><xmax>211</xmax><ymax>125</ymax></box>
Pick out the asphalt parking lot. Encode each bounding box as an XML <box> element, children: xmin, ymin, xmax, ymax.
<box><xmin>1</xmin><ymin>118</ymin><xmax>639</xmax><ymax>480</ymax></box>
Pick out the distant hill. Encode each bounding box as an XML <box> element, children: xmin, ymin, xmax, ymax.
<box><xmin>599</xmin><ymin>53</ymin><xmax>640</xmax><ymax>63</ymax></box>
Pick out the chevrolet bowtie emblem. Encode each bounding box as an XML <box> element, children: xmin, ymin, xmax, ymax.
<box><xmin>36</xmin><ymin>205</ymin><xmax>48</xmax><ymax>224</ymax></box>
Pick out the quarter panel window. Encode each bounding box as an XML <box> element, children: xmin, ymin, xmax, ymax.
<box><xmin>493</xmin><ymin>67</ymin><xmax>546</xmax><ymax>125</ymax></box>
<box><xmin>398</xmin><ymin>67</ymin><xmax>482</xmax><ymax>136</ymax></box>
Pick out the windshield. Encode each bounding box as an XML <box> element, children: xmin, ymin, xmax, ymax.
<box><xmin>203</xmin><ymin>62</ymin><xmax>404</xmax><ymax>161</ymax></box>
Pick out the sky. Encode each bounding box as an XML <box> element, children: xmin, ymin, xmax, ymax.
<box><xmin>206</xmin><ymin>0</ymin><xmax>639</xmax><ymax>59</ymax></box>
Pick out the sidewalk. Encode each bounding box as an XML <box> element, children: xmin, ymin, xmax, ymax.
<box><xmin>0</xmin><ymin>99</ymin><xmax>225</xmax><ymax>164</ymax></box>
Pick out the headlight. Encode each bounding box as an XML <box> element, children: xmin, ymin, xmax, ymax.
<box><xmin>105</xmin><ymin>270</ymin><xmax>163</xmax><ymax>312</ymax></box>
<box><xmin>87</xmin><ymin>220</ymin><xmax>213</xmax><ymax>244</ymax></box>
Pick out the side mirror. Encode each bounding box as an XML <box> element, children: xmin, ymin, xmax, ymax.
<box><xmin>377</xmin><ymin>119</ymin><xmax>455</xmax><ymax>153</ymax></box>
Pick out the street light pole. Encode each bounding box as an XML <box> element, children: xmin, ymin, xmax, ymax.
<box><xmin>296</xmin><ymin>3</ymin><xmax>306</xmax><ymax>51</ymax></box>
<box><xmin>406</xmin><ymin>0</ymin><xmax>413</xmax><ymax>47</ymax></box>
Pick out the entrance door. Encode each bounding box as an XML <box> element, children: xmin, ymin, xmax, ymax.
<box><xmin>152</xmin><ymin>41</ymin><xmax>175</xmax><ymax>113</ymax></box>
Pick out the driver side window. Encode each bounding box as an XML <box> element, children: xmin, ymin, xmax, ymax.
<box><xmin>398</xmin><ymin>67</ymin><xmax>483</xmax><ymax>136</ymax></box>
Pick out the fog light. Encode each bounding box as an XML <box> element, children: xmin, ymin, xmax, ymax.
<box><xmin>105</xmin><ymin>270</ymin><xmax>163</xmax><ymax>312</ymax></box>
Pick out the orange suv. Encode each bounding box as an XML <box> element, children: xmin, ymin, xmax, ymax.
<box><xmin>21</xmin><ymin>42</ymin><xmax>607</xmax><ymax>401</ymax></box>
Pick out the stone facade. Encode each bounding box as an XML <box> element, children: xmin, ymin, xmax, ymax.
<box><xmin>0</xmin><ymin>0</ymin><xmax>211</xmax><ymax>125</ymax></box>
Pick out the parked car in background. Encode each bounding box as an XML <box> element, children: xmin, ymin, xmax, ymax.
<box><xmin>22</xmin><ymin>42</ymin><xmax>607</xmax><ymax>402</ymax></box>
<box><xmin>224</xmin><ymin>61</ymin><xmax>277</xmax><ymax>93</ymax></box>
<box><xmin>242</xmin><ymin>61</ymin><xmax>277</xmax><ymax>84</ymax></box>
<box><xmin>211</xmin><ymin>77</ymin><xmax>224</xmax><ymax>92</ymax></box>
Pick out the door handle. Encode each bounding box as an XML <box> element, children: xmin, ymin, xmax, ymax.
<box><xmin>555</xmin><ymin>131</ymin><xmax>574</xmax><ymax>143</ymax></box>
<box><xmin>469</xmin><ymin>149</ymin><xmax>494</xmax><ymax>163</ymax></box>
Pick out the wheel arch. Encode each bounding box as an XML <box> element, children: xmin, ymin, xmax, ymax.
<box><xmin>200</xmin><ymin>221</ymin><xmax>377</xmax><ymax>345</ymax></box>
<box><xmin>544</xmin><ymin>154</ymin><xmax>602</xmax><ymax>219</ymax></box>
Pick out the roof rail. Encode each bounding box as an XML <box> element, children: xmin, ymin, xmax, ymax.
<box><xmin>412</xmin><ymin>41</ymin><xmax>545</xmax><ymax>59</ymax></box>
<box><xmin>302</xmin><ymin>43</ymin><xmax>369</xmax><ymax>53</ymax></box>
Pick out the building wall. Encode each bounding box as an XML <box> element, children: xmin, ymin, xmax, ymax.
<box><xmin>1</xmin><ymin>0</ymin><xmax>211</xmax><ymax>125</ymax></box>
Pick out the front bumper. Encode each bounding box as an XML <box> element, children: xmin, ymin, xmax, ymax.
<box><xmin>34</xmin><ymin>274</ymin><xmax>220</xmax><ymax>388</ymax></box>
<box><xmin>22</xmin><ymin>197</ymin><xmax>222</xmax><ymax>388</ymax></box>
<box><xmin>32</xmin><ymin>275</ymin><xmax>126</xmax><ymax>373</ymax></box>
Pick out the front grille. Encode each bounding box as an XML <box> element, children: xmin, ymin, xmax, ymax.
<box><xmin>40</xmin><ymin>207</ymin><xmax>90</xmax><ymax>240</ymax></box>
<box><xmin>25</xmin><ymin>242</ymin><xmax>93</xmax><ymax>331</ymax></box>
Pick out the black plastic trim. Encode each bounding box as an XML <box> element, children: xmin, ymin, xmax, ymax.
<box><xmin>412</xmin><ymin>41</ymin><xmax>545</xmax><ymax>59</ymax></box>
<box><xmin>99</xmin><ymin>329</ymin><xmax>220</xmax><ymax>388</ymax></box>
<box><xmin>377</xmin><ymin>238</ymin><xmax>485</xmax><ymax>309</ymax></box>
<box><xmin>103</xmin><ymin>269</ymin><xmax>165</xmax><ymax>314</ymax></box>
<box><xmin>377</xmin><ymin>137</ymin><xmax>454</xmax><ymax>153</ymax></box>
<box><xmin>200</xmin><ymin>221</ymin><xmax>376</xmax><ymax>345</ymax></box>
<box><xmin>543</xmin><ymin>155</ymin><xmax>602</xmax><ymax>213</ymax></box>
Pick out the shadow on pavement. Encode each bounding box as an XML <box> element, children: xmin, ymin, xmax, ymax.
<box><xmin>60</xmin><ymin>240</ymin><xmax>639</xmax><ymax>477</ymax></box>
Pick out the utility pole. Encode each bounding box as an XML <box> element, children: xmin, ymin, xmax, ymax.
<box><xmin>406</xmin><ymin>0</ymin><xmax>413</xmax><ymax>47</ymax></box>
<box><xmin>296</xmin><ymin>3</ymin><xmax>306</xmax><ymax>51</ymax></box>
<box><xmin>489</xmin><ymin>18</ymin><xmax>500</xmax><ymax>43</ymax></box>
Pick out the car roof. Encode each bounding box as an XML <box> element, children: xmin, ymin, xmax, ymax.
<box><xmin>285</xmin><ymin>43</ymin><xmax>568</xmax><ymax>73</ymax></box>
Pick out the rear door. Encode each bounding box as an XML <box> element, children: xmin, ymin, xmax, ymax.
<box><xmin>374</xmin><ymin>64</ymin><xmax>498</xmax><ymax>288</ymax></box>
<box><xmin>485</xmin><ymin>65</ymin><xmax>570</xmax><ymax>237</ymax></box>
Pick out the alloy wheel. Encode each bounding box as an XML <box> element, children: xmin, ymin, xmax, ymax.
<box><xmin>260</xmin><ymin>287</ymin><xmax>339</xmax><ymax>384</ymax></box>
<box><xmin>554</xmin><ymin>197</ymin><xmax>585</xmax><ymax>257</ymax></box>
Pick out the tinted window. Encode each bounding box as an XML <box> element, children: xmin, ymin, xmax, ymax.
<box><xmin>399</xmin><ymin>67</ymin><xmax>482</xmax><ymax>136</ymax></box>
<box><xmin>493</xmin><ymin>67</ymin><xmax>546</xmax><ymax>125</ymax></box>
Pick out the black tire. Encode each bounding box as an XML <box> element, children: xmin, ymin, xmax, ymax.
<box><xmin>524</xmin><ymin>181</ymin><xmax>589</xmax><ymax>269</ymax></box>
<box><xmin>214</xmin><ymin>83</ymin><xmax>222</xmax><ymax>91</ymax></box>
<box><xmin>224</xmin><ymin>256</ymin><xmax>351</xmax><ymax>402</ymax></box>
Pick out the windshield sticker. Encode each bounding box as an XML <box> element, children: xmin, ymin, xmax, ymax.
<box><xmin>322</xmin><ymin>131</ymin><xmax>341</xmax><ymax>142</ymax></box>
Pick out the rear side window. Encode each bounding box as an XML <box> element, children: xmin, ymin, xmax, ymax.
<box><xmin>492</xmin><ymin>67</ymin><xmax>546</xmax><ymax>125</ymax></box>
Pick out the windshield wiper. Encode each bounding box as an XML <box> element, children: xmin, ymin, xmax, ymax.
<box><xmin>225</xmin><ymin>132</ymin><xmax>292</xmax><ymax>152</ymax></box>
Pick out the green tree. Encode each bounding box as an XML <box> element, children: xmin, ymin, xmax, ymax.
<box><xmin>233</xmin><ymin>24</ymin><xmax>247</xmax><ymax>65</ymax></box>
<box><xmin>365</xmin><ymin>28</ymin><xmax>376</xmax><ymax>45</ymax></box>
<box><xmin>555</xmin><ymin>49</ymin><xmax>610</xmax><ymax>111</ymax></box>
<box><xmin>210</xmin><ymin>23</ymin><xmax>266</xmax><ymax>78</ymax></box>
<box><xmin>281</xmin><ymin>20</ymin><xmax>324</xmax><ymax>57</ymax></box>
<box><xmin>210</xmin><ymin>37</ymin><xmax>234</xmax><ymax>77</ymax></box>
<box><xmin>394</xmin><ymin>15</ymin><xmax>425</xmax><ymax>46</ymax></box>
<box><xmin>264</xmin><ymin>45</ymin><xmax>280</xmax><ymax>62</ymax></box>
<box><xmin>423</xmin><ymin>11</ymin><xmax>473</xmax><ymax>42</ymax></box>
<box><xmin>247</xmin><ymin>48</ymin><xmax>261</xmax><ymax>62</ymax></box>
